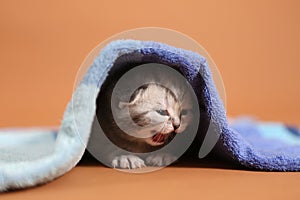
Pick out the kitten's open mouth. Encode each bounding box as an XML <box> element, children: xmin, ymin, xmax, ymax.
<box><xmin>152</xmin><ymin>132</ymin><xmax>171</xmax><ymax>144</ymax></box>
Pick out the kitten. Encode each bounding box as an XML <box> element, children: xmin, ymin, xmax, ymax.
<box><xmin>96</xmin><ymin>81</ymin><xmax>194</xmax><ymax>169</ymax></box>
<box><xmin>96</xmin><ymin>64</ymin><xmax>197</xmax><ymax>169</ymax></box>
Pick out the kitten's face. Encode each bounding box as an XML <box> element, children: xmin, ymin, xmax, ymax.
<box><xmin>118</xmin><ymin>83</ymin><xmax>191</xmax><ymax>146</ymax></box>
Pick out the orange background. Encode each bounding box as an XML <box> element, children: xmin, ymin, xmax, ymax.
<box><xmin>0</xmin><ymin>0</ymin><xmax>299</xmax><ymax>127</ymax></box>
<box><xmin>1</xmin><ymin>0</ymin><xmax>300</xmax><ymax>199</ymax></box>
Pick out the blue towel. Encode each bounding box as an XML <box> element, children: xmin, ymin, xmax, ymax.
<box><xmin>0</xmin><ymin>40</ymin><xmax>299</xmax><ymax>192</ymax></box>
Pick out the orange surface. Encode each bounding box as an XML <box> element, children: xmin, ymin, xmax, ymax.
<box><xmin>0</xmin><ymin>0</ymin><xmax>300</xmax><ymax>199</ymax></box>
<box><xmin>2</xmin><ymin>159</ymin><xmax>300</xmax><ymax>200</ymax></box>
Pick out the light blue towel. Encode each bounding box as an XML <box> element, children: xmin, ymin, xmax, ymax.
<box><xmin>1</xmin><ymin>40</ymin><xmax>299</xmax><ymax>192</ymax></box>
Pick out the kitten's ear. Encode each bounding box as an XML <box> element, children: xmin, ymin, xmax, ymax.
<box><xmin>118</xmin><ymin>89</ymin><xmax>143</xmax><ymax>109</ymax></box>
<box><xmin>118</xmin><ymin>101</ymin><xmax>130</xmax><ymax>109</ymax></box>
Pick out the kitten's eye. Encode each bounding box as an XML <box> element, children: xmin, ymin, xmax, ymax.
<box><xmin>181</xmin><ymin>109</ymin><xmax>188</xmax><ymax>115</ymax></box>
<box><xmin>156</xmin><ymin>109</ymin><xmax>168</xmax><ymax>116</ymax></box>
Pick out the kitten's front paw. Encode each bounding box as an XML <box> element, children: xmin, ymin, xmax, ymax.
<box><xmin>111</xmin><ymin>155</ymin><xmax>146</xmax><ymax>169</ymax></box>
<box><xmin>146</xmin><ymin>153</ymin><xmax>178</xmax><ymax>167</ymax></box>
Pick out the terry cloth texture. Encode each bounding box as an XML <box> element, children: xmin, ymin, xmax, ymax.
<box><xmin>0</xmin><ymin>40</ymin><xmax>299</xmax><ymax>192</ymax></box>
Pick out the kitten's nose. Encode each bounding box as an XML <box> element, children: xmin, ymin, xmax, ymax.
<box><xmin>171</xmin><ymin>117</ymin><xmax>180</xmax><ymax>130</ymax></box>
<box><xmin>173</xmin><ymin>124</ymin><xmax>180</xmax><ymax>130</ymax></box>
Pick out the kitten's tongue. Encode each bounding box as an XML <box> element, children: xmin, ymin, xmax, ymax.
<box><xmin>152</xmin><ymin>133</ymin><xmax>168</xmax><ymax>143</ymax></box>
